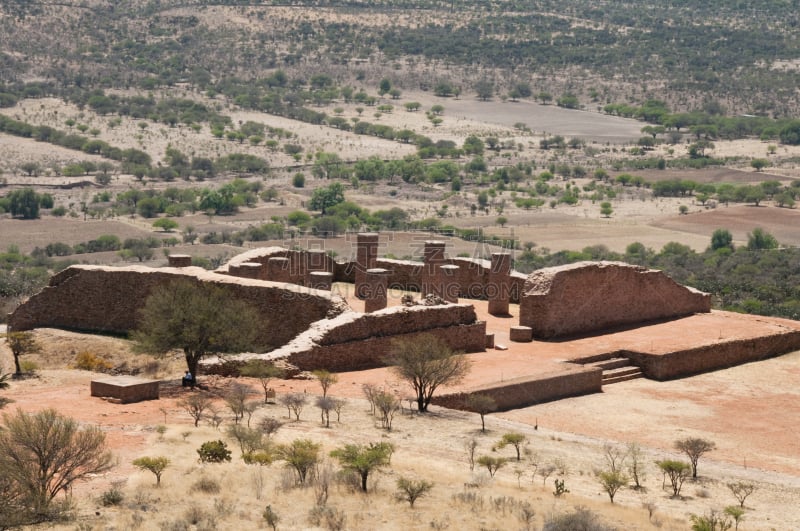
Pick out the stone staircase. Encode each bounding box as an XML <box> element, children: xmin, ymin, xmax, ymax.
<box><xmin>585</xmin><ymin>356</ymin><xmax>644</xmax><ymax>385</ymax></box>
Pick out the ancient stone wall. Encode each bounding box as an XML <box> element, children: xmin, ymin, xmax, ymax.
<box><xmin>625</xmin><ymin>328</ymin><xmax>800</xmax><ymax>380</ymax></box>
<box><xmin>432</xmin><ymin>366</ymin><xmax>602</xmax><ymax>411</ymax></box>
<box><xmin>202</xmin><ymin>303</ymin><xmax>486</xmax><ymax>373</ymax></box>
<box><xmin>519</xmin><ymin>261</ymin><xmax>711</xmax><ymax>338</ymax></box>
<box><xmin>217</xmin><ymin>247</ymin><xmax>526</xmax><ymax>302</ymax></box>
<box><xmin>9</xmin><ymin>265</ymin><xmax>348</xmax><ymax>349</ymax></box>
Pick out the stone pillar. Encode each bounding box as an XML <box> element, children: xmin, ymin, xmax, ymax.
<box><xmin>305</xmin><ymin>249</ymin><xmax>328</xmax><ymax>285</ymax></box>
<box><xmin>422</xmin><ymin>240</ymin><xmax>446</xmax><ymax>298</ymax></box>
<box><xmin>168</xmin><ymin>254</ymin><xmax>192</xmax><ymax>267</ymax></box>
<box><xmin>267</xmin><ymin>257</ymin><xmax>291</xmax><ymax>283</ymax></box>
<box><xmin>238</xmin><ymin>262</ymin><xmax>262</xmax><ymax>280</ymax></box>
<box><xmin>488</xmin><ymin>252</ymin><xmax>511</xmax><ymax>315</ymax></box>
<box><xmin>364</xmin><ymin>268</ymin><xmax>389</xmax><ymax>313</ymax></box>
<box><xmin>440</xmin><ymin>264</ymin><xmax>460</xmax><ymax>303</ymax></box>
<box><xmin>355</xmin><ymin>233</ymin><xmax>379</xmax><ymax>299</ymax></box>
<box><xmin>309</xmin><ymin>271</ymin><xmax>333</xmax><ymax>291</ymax></box>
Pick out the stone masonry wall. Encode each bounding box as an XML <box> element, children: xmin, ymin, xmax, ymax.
<box><xmin>218</xmin><ymin>247</ymin><xmax>526</xmax><ymax>302</ymax></box>
<box><xmin>519</xmin><ymin>261</ymin><xmax>711</xmax><ymax>338</ymax></box>
<box><xmin>625</xmin><ymin>328</ymin><xmax>800</xmax><ymax>380</ymax></box>
<box><xmin>9</xmin><ymin>265</ymin><xmax>348</xmax><ymax>349</ymax></box>
<box><xmin>202</xmin><ymin>303</ymin><xmax>486</xmax><ymax>373</ymax></box>
<box><xmin>432</xmin><ymin>366</ymin><xmax>602</xmax><ymax>411</ymax></box>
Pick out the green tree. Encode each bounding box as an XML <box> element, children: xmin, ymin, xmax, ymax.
<box><xmin>496</xmin><ymin>215</ymin><xmax>508</xmax><ymax>227</ymax></box>
<box><xmin>278</xmin><ymin>439</ymin><xmax>321</xmax><ymax>484</ymax></box>
<box><xmin>537</xmin><ymin>92</ymin><xmax>553</xmax><ymax>105</ymax></box>
<box><xmin>675</xmin><ymin>437</ymin><xmax>716</xmax><ymax>478</ymax></box>
<box><xmin>7</xmin><ymin>188</ymin><xmax>40</xmax><ymax>219</ymax></box>
<box><xmin>292</xmin><ymin>172</ymin><xmax>305</xmax><ymax>188</ymax></box>
<box><xmin>152</xmin><ymin>218</ymin><xmax>178</xmax><ymax>232</ymax></box>
<box><xmin>384</xmin><ymin>333</ymin><xmax>471</xmax><ymax>412</ymax></box>
<box><xmin>4</xmin><ymin>331</ymin><xmax>41</xmax><ymax>376</ymax></box>
<box><xmin>132</xmin><ymin>456</ymin><xmax>169</xmax><ymax>486</ymax></box>
<box><xmin>465</xmin><ymin>393</ymin><xmax>497</xmax><ymax>432</ymax></box>
<box><xmin>132</xmin><ymin>279</ymin><xmax>261</xmax><ymax>379</ymax></box>
<box><xmin>710</xmin><ymin>229</ymin><xmax>733</xmax><ymax>251</ymax></box>
<box><xmin>474</xmin><ymin>79</ymin><xmax>494</xmax><ymax>101</ymax></box>
<box><xmin>746</xmin><ymin>228</ymin><xmax>778</xmax><ymax>250</ymax></box>
<box><xmin>657</xmin><ymin>459</ymin><xmax>691</xmax><ymax>497</ymax></box>
<box><xmin>750</xmin><ymin>158</ymin><xmax>769</xmax><ymax>172</ymax></box>
<box><xmin>476</xmin><ymin>455</ymin><xmax>506</xmax><ymax>477</ymax></box>
<box><xmin>0</xmin><ymin>408</ymin><xmax>112</xmax><ymax>523</ymax></box>
<box><xmin>395</xmin><ymin>477</ymin><xmax>433</xmax><ymax>508</ymax></box>
<box><xmin>597</xmin><ymin>470</ymin><xmax>628</xmax><ymax>503</ymax></box>
<box><xmin>330</xmin><ymin>442</ymin><xmax>394</xmax><ymax>492</ymax></box>
<box><xmin>309</xmin><ymin>182</ymin><xmax>345</xmax><ymax>214</ymax></box>
<box><xmin>494</xmin><ymin>432</ymin><xmax>526</xmax><ymax>461</ymax></box>
<box><xmin>600</xmin><ymin>202</ymin><xmax>613</xmax><ymax>217</ymax></box>
<box><xmin>313</xmin><ymin>369</ymin><xmax>338</xmax><ymax>398</ymax></box>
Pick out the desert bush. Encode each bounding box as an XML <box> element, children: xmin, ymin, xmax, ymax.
<box><xmin>543</xmin><ymin>505</ymin><xmax>618</xmax><ymax>531</ymax></box>
<box><xmin>226</xmin><ymin>424</ymin><xmax>264</xmax><ymax>454</ymax></box>
<box><xmin>308</xmin><ymin>506</ymin><xmax>347</xmax><ymax>531</ymax></box>
<box><xmin>197</xmin><ymin>440</ymin><xmax>231</xmax><ymax>463</ymax></box>
<box><xmin>99</xmin><ymin>486</ymin><xmax>124</xmax><ymax>506</ymax></box>
<box><xmin>690</xmin><ymin>509</ymin><xmax>733</xmax><ymax>531</ymax></box>
<box><xmin>190</xmin><ymin>476</ymin><xmax>220</xmax><ymax>494</ymax></box>
<box><xmin>258</xmin><ymin>416</ymin><xmax>284</xmax><ymax>438</ymax></box>
<box><xmin>72</xmin><ymin>351</ymin><xmax>113</xmax><ymax>372</ymax></box>
<box><xmin>263</xmin><ymin>505</ymin><xmax>280</xmax><ymax>531</ymax></box>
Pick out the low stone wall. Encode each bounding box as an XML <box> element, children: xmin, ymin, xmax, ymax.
<box><xmin>626</xmin><ymin>329</ymin><xmax>800</xmax><ymax>380</ymax></box>
<box><xmin>519</xmin><ymin>261</ymin><xmax>711</xmax><ymax>338</ymax></box>
<box><xmin>432</xmin><ymin>366</ymin><xmax>602</xmax><ymax>411</ymax></box>
<box><xmin>202</xmin><ymin>303</ymin><xmax>486</xmax><ymax>373</ymax></box>
<box><xmin>9</xmin><ymin>265</ymin><xmax>348</xmax><ymax>349</ymax></box>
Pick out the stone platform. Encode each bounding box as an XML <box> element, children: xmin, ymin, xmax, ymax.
<box><xmin>90</xmin><ymin>376</ymin><xmax>160</xmax><ymax>404</ymax></box>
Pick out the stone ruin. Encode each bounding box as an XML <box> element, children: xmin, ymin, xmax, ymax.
<box><xmin>519</xmin><ymin>261</ymin><xmax>711</xmax><ymax>338</ymax></box>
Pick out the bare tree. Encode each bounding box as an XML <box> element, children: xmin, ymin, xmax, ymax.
<box><xmin>465</xmin><ymin>394</ymin><xmax>497</xmax><ymax>433</ymax></box>
<box><xmin>362</xmin><ymin>383</ymin><xmax>378</xmax><ymax>416</ymax></box>
<box><xmin>225</xmin><ymin>382</ymin><xmax>256</xmax><ymax>424</ymax></box>
<box><xmin>332</xmin><ymin>398</ymin><xmax>346</xmax><ymax>422</ymax></box>
<box><xmin>384</xmin><ymin>334</ymin><xmax>471</xmax><ymax>412</ymax></box>
<box><xmin>0</xmin><ymin>408</ymin><xmax>113</xmax><ymax>523</ymax></box>
<box><xmin>675</xmin><ymin>437</ymin><xmax>716</xmax><ymax>478</ymax></box>
<box><xmin>239</xmin><ymin>360</ymin><xmax>284</xmax><ymax>403</ymax></box>
<box><xmin>373</xmin><ymin>389</ymin><xmax>399</xmax><ymax>430</ymax></box>
<box><xmin>465</xmin><ymin>438</ymin><xmax>478</xmax><ymax>471</ymax></box>
<box><xmin>258</xmin><ymin>417</ymin><xmax>284</xmax><ymax>438</ymax></box>
<box><xmin>626</xmin><ymin>442</ymin><xmax>646</xmax><ymax>489</ymax></box>
<box><xmin>280</xmin><ymin>393</ymin><xmax>307</xmax><ymax>421</ymax></box>
<box><xmin>179</xmin><ymin>393</ymin><xmax>214</xmax><ymax>427</ymax></box>
<box><xmin>316</xmin><ymin>396</ymin><xmax>335</xmax><ymax>428</ymax></box>
<box><xmin>539</xmin><ymin>463</ymin><xmax>557</xmax><ymax>486</ymax></box>
<box><xmin>603</xmin><ymin>443</ymin><xmax>628</xmax><ymax>474</ymax></box>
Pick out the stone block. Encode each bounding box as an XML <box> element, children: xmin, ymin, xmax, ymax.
<box><xmin>167</xmin><ymin>254</ymin><xmax>192</xmax><ymax>267</ymax></box>
<box><xmin>510</xmin><ymin>326</ymin><xmax>533</xmax><ymax>342</ymax></box>
<box><xmin>90</xmin><ymin>376</ymin><xmax>159</xmax><ymax>404</ymax></box>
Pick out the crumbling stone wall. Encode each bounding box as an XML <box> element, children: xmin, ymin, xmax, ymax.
<box><xmin>217</xmin><ymin>247</ymin><xmax>526</xmax><ymax>302</ymax></box>
<box><xmin>520</xmin><ymin>261</ymin><xmax>711</xmax><ymax>339</ymax></box>
<box><xmin>203</xmin><ymin>303</ymin><xmax>486</xmax><ymax>373</ymax></box>
<box><xmin>9</xmin><ymin>265</ymin><xmax>348</xmax><ymax>349</ymax></box>
<box><xmin>432</xmin><ymin>366</ymin><xmax>602</xmax><ymax>411</ymax></box>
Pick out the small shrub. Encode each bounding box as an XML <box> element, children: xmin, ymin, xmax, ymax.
<box><xmin>191</xmin><ymin>476</ymin><xmax>220</xmax><ymax>494</ymax></box>
<box><xmin>197</xmin><ymin>440</ymin><xmax>232</xmax><ymax>463</ymax></box>
<box><xmin>100</xmin><ymin>487</ymin><xmax>124</xmax><ymax>506</ymax></box>
<box><xmin>20</xmin><ymin>360</ymin><xmax>39</xmax><ymax>373</ymax></box>
<box><xmin>72</xmin><ymin>351</ymin><xmax>113</xmax><ymax>372</ymax></box>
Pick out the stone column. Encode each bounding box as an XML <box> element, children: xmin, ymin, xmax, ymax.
<box><xmin>440</xmin><ymin>264</ymin><xmax>460</xmax><ymax>303</ymax></box>
<box><xmin>488</xmin><ymin>252</ymin><xmax>511</xmax><ymax>315</ymax></box>
<box><xmin>305</xmin><ymin>249</ymin><xmax>328</xmax><ymax>285</ymax></box>
<box><xmin>167</xmin><ymin>254</ymin><xmax>192</xmax><ymax>267</ymax></box>
<box><xmin>422</xmin><ymin>240</ymin><xmax>446</xmax><ymax>298</ymax></box>
<box><xmin>364</xmin><ymin>268</ymin><xmax>389</xmax><ymax>313</ymax></box>
<box><xmin>267</xmin><ymin>257</ymin><xmax>291</xmax><ymax>283</ymax></box>
<box><xmin>309</xmin><ymin>271</ymin><xmax>333</xmax><ymax>291</ymax></box>
<box><xmin>355</xmin><ymin>233</ymin><xmax>379</xmax><ymax>299</ymax></box>
<box><xmin>238</xmin><ymin>262</ymin><xmax>262</xmax><ymax>280</ymax></box>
